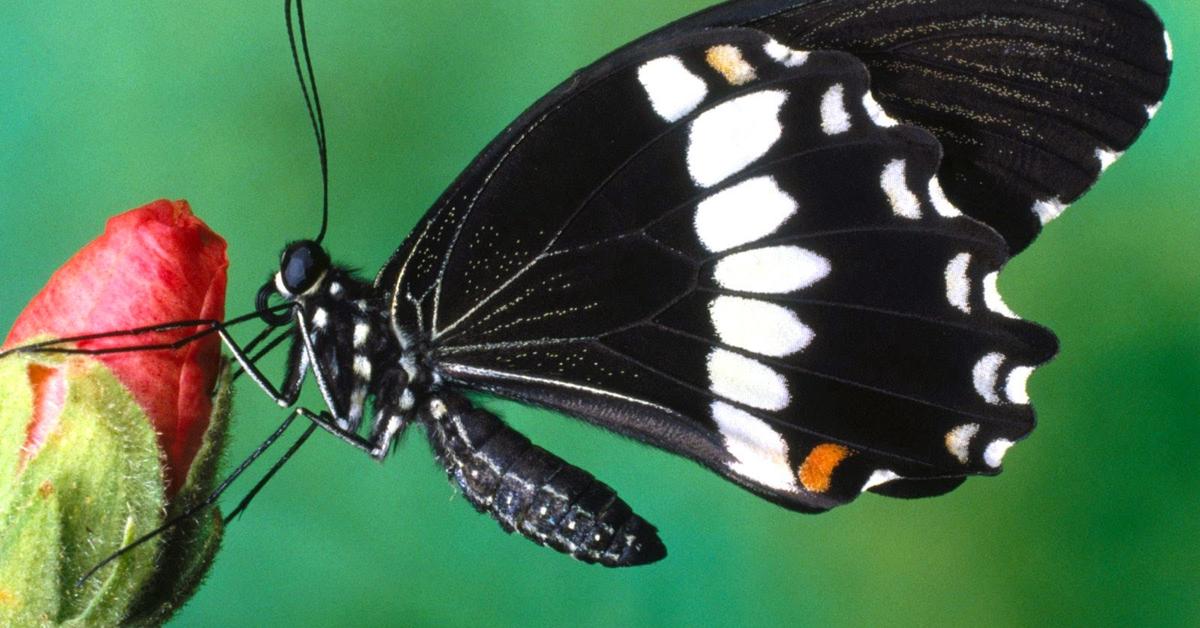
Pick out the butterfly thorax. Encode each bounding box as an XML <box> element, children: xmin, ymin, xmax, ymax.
<box><xmin>273</xmin><ymin>242</ymin><xmax>432</xmax><ymax>454</ymax></box>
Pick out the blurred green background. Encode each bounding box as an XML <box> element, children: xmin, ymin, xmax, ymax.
<box><xmin>1</xmin><ymin>2</ymin><xmax>1196</xmax><ymax>626</ymax></box>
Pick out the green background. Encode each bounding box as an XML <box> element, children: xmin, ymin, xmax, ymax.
<box><xmin>1</xmin><ymin>2</ymin><xmax>1196</xmax><ymax>626</ymax></box>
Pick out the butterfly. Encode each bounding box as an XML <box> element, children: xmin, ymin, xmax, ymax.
<box><xmin>18</xmin><ymin>0</ymin><xmax>1175</xmax><ymax>570</ymax></box>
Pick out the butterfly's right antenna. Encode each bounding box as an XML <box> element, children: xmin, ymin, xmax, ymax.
<box><xmin>285</xmin><ymin>0</ymin><xmax>330</xmax><ymax>245</ymax></box>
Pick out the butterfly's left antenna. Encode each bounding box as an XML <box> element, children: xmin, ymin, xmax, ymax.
<box><xmin>285</xmin><ymin>0</ymin><xmax>330</xmax><ymax>244</ymax></box>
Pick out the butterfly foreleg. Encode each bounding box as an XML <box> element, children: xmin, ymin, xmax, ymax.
<box><xmin>421</xmin><ymin>392</ymin><xmax>666</xmax><ymax>567</ymax></box>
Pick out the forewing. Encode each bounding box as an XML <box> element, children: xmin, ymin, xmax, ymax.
<box><xmin>381</xmin><ymin>28</ymin><xmax>1057</xmax><ymax>512</ymax></box>
<box><xmin>644</xmin><ymin>0</ymin><xmax>1173</xmax><ymax>252</ymax></box>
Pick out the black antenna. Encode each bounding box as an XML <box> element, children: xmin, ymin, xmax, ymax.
<box><xmin>285</xmin><ymin>0</ymin><xmax>330</xmax><ymax>244</ymax></box>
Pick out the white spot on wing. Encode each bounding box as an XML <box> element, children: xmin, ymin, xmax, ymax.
<box><xmin>861</xmin><ymin>469</ymin><xmax>900</xmax><ymax>492</ymax></box>
<box><xmin>945</xmin><ymin>423</ymin><xmax>980</xmax><ymax>464</ymax></box>
<box><xmin>820</xmin><ymin>83</ymin><xmax>851</xmax><ymax>135</ymax></box>
<box><xmin>983</xmin><ymin>272</ymin><xmax>1020</xmax><ymax>319</ymax></box>
<box><xmin>707</xmin><ymin>349</ymin><xmax>790</xmax><ymax>411</ymax></box>
<box><xmin>1096</xmin><ymin>148</ymin><xmax>1123</xmax><ymax>173</ymax></box>
<box><xmin>695</xmin><ymin>176</ymin><xmax>797</xmax><ymax>252</ymax></box>
<box><xmin>984</xmin><ymin>439</ymin><xmax>1014</xmax><ymax>468</ymax></box>
<box><xmin>711</xmin><ymin>401</ymin><xmax>798</xmax><ymax>491</ymax></box>
<box><xmin>1005</xmin><ymin>366</ymin><xmax>1035</xmax><ymax>404</ymax></box>
<box><xmin>945</xmin><ymin>253</ymin><xmax>972</xmax><ymax>314</ymax></box>
<box><xmin>710</xmin><ymin>296</ymin><xmax>814</xmax><ymax>357</ymax></box>
<box><xmin>714</xmin><ymin>245</ymin><xmax>831</xmax><ymax>294</ymax></box>
<box><xmin>972</xmin><ymin>352</ymin><xmax>1006</xmax><ymax>405</ymax></box>
<box><xmin>881</xmin><ymin>159</ymin><xmax>921</xmax><ymax>219</ymax></box>
<box><xmin>688</xmin><ymin>90</ymin><xmax>787</xmax><ymax>188</ymax></box>
<box><xmin>312</xmin><ymin>308</ymin><xmax>328</xmax><ymax>329</ymax></box>
<box><xmin>353</xmin><ymin>322</ymin><xmax>370</xmax><ymax>347</ymax></box>
<box><xmin>638</xmin><ymin>56</ymin><xmax>708</xmax><ymax>123</ymax></box>
<box><xmin>862</xmin><ymin>92</ymin><xmax>898</xmax><ymax>127</ymax></box>
<box><xmin>763</xmin><ymin>39</ymin><xmax>808</xmax><ymax>67</ymax></box>
<box><xmin>928</xmin><ymin>177</ymin><xmax>962</xmax><ymax>217</ymax></box>
<box><xmin>1032</xmin><ymin>198</ymin><xmax>1068</xmax><ymax>225</ymax></box>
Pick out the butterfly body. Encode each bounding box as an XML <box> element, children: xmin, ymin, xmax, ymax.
<box><xmin>250</xmin><ymin>0</ymin><xmax>1176</xmax><ymax>561</ymax></box>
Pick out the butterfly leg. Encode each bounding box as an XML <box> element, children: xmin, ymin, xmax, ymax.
<box><xmin>421</xmin><ymin>392</ymin><xmax>666</xmax><ymax>567</ymax></box>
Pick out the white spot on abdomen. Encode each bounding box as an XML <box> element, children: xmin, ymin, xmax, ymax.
<box><xmin>945</xmin><ymin>423</ymin><xmax>980</xmax><ymax>464</ymax></box>
<box><xmin>1032</xmin><ymin>198</ymin><xmax>1068</xmax><ymax>225</ymax></box>
<box><xmin>820</xmin><ymin>84</ymin><xmax>851</xmax><ymax>135</ymax></box>
<box><xmin>694</xmin><ymin>176</ymin><xmax>797</xmax><ymax>252</ymax></box>
<box><xmin>881</xmin><ymin>159</ymin><xmax>921</xmax><ymax>219</ymax></box>
<box><xmin>714</xmin><ymin>245</ymin><xmax>831</xmax><ymax>294</ymax></box>
<box><xmin>763</xmin><ymin>39</ymin><xmax>809</xmax><ymax>67</ymax></box>
<box><xmin>945</xmin><ymin>253</ymin><xmax>972</xmax><ymax>314</ymax></box>
<box><xmin>710</xmin><ymin>296</ymin><xmax>814</xmax><ymax>357</ymax></box>
<box><xmin>688</xmin><ymin>90</ymin><xmax>787</xmax><ymax>188</ymax></box>
<box><xmin>710</xmin><ymin>401</ymin><xmax>798</xmax><ymax>491</ymax></box>
<box><xmin>354</xmin><ymin>355</ymin><xmax>373</xmax><ymax>380</ymax></box>
<box><xmin>707</xmin><ymin>349</ymin><xmax>790</xmax><ymax>411</ymax></box>
<box><xmin>1096</xmin><ymin>148</ymin><xmax>1123</xmax><ymax>173</ymax></box>
<box><xmin>638</xmin><ymin>56</ymin><xmax>708</xmax><ymax>123</ymax></box>
<box><xmin>353</xmin><ymin>322</ymin><xmax>370</xmax><ymax>347</ymax></box>
<box><xmin>972</xmin><ymin>352</ymin><xmax>1006</xmax><ymax>405</ymax></box>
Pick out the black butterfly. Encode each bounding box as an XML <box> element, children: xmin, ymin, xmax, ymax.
<box><xmin>28</xmin><ymin>0</ymin><xmax>1173</xmax><ymax>571</ymax></box>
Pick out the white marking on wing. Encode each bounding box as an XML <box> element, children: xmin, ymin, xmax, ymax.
<box><xmin>982</xmin><ymin>272</ymin><xmax>1020</xmax><ymax>319</ymax></box>
<box><xmin>714</xmin><ymin>245</ymin><xmax>831</xmax><ymax>294</ymax></box>
<box><xmin>972</xmin><ymin>352</ymin><xmax>1006</xmax><ymax>405</ymax></box>
<box><xmin>638</xmin><ymin>56</ymin><xmax>708</xmax><ymax>123</ymax></box>
<box><xmin>945</xmin><ymin>253</ymin><xmax>973</xmax><ymax>314</ymax></box>
<box><xmin>861</xmin><ymin>469</ymin><xmax>900</xmax><ymax>492</ymax></box>
<box><xmin>1005</xmin><ymin>366</ymin><xmax>1035</xmax><ymax>405</ymax></box>
<box><xmin>945</xmin><ymin>423</ymin><xmax>980</xmax><ymax>464</ymax></box>
<box><xmin>707</xmin><ymin>349</ymin><xmax>790</xmax><ymax>411</ymax></box>
<box><xmin>928</xmin><ymin>177</ymin><xmax>962</xmax><ymax>217</ymax></box>
<box><xmin>862</xmin><ymin>92</ymin><xmax>898</xmax><ymax>127</ymax></box>
<box><xmin>694</xmin><ymin>176</ymin><xmax>797</xmax><ymax>252</ymax></box>
<box><xmin>881</xmin><ymin>159</ymin><xmax>921</xmax><ymax>219</ymax></box>
<box><xmin>820</xmin><ymin>83</ymin><xmax>851</xmax><ymax>135</ymax></box>
<box><xmin>710</xmin><ymin>296</ymin><xmax>814</xmax><ymax>357</ymax></box>
<box><xmin>763</xmin><ymin>39</ymin><xmax>809</xmax><ymax>67</ymax></box>
<box><xmin>688</xmin><ymin>90</ymin><xmax>787</xmax><ymax>188</ymax></box>
<box><xmin>711</xmin><ymin>401</ymin><xmax>798</xmax><ymax>491</ymax></box>
<box><xmin>984</xmin><ymin>439</ymin><xmax>1014</xmax><ymax>468</ymax></box>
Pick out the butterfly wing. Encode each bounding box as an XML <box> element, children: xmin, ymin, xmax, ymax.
<box><xmin>641</xmin><ymin>0</ymin><xmax>1174</xmax><ymax>252</ymax></box>
<box><xmin>379</xmin><ymin>27</ymin><xmax>1057</xmax><ymax>512</ymax></box>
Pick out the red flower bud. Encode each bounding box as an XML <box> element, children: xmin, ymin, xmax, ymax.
<box><xmin>4</xmin><ymin>199</ymin><xmax>228</xmax><ymax>496</ymax></box>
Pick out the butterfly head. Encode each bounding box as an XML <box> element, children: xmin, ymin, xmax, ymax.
<box><xmin>276</xmin><ymin>240</ymin><xmax>331</xmax><ymax>298</ymax></box>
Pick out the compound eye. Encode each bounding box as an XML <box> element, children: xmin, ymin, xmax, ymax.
<box><xmin>280</xmin><ymin>240</ymin><xmax>330</xmax><ymax>295</ymax></box>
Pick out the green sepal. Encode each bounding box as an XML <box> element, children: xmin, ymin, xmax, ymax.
<box><xmin>0</xmin><ymin>351</ymin><xmax>234</xmax><ymax>626</ymax></box>
<box><xmin>0</xmin><ymin>351</ymin><xmax>164</xmax><ymax>626</ymax></box>
<box><xmin>124</xmin><ymin>360</ymin><xmax>233</xmax><ymax>625</ymax></box>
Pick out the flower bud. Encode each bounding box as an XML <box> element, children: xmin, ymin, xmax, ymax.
<box><xmin>0</xmin><ymin>199</ymin><xmax>231</xmax><ymax>625</ymax></box>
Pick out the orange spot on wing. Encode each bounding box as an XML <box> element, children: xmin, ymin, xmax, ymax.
<box><xmin>706</xmin><ymin>45</ymin><xmax>757</xmax><ymax>86</ymax></box>
<box><xmin>798</xmin><ymin>444</ymin><xmax>852</xmax><ymax>493</ymax></box>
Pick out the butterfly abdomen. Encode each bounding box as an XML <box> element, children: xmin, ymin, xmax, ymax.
<box><xmin>423</xmin><ymin>393</ymin><xmax>666</xmax><ymax>566</ymax></box>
